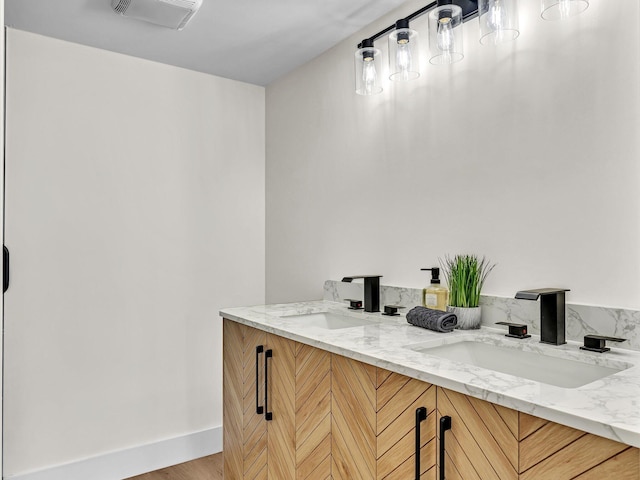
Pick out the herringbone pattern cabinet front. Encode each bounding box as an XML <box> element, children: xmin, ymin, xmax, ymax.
<box><xmin>331</xmin><ymin>354</ymin><xmax>377</xmax><ymax>479</ymax></box>
<box><xmin>518</xmin><ymin>413</ymin><xmax>640</xmax><ymax>480</ymax></box>
<box><xmin>224</xmin><ymin>325</ymin><xmax>640</xmax><ymax>480</ymax></box>
<box><xmin>436</xmin><ymin>387</ymin><xmax>640</xmax><ymax>480</ymax></box>
<box><xmin>331</xmin><ymin>354</ymin><xmax>437</xmax><ymax>479</ymax></box>
<box><xmin>295</xmin><ymin>343</ymin><xmax>332</xmax><ymax>479</ymax></box>
<box><xmin>437</xmin><ymin>387</ymin><xmax>518</xmax><ymax>480</ymax></box>
<box><xmin>266</xmin><ymin>333</ymin><xmax>296</xmax><ymax>480</ymax></box>
<box><xmin>242</xmin><ymin>325</ymin><xmax>267</xmax><ymax>480</ymax></box>
<box><xmin>223</xmin><ymin>322</ymin><xmax>331</xmax><ymax>480</ymax></box>
<box><xmin>376</xmin><ymin>369</ymin><xmax>436</xmax><ymax>479</ymax></box>
<box><xmin>223</xmin><ymin>319</ymin><xmax>246</xmax><ymax>480</ymax></box>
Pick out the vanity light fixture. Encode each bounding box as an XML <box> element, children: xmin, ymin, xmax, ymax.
<box><xmin>389</xmin><ymin>19</ymin><xmax>420</xmax><ymax>81</ymax></box>
<box><xmin>355</xmin><ymin>38</ymin><xmax>383</xmax><ymax>95</ymax></box>
<box><xmin>478</xmin><ymin>0</ymin><xmax>520</xmax><ymax>45</ymax></box>
<box><xmin>354</xmin><ymin>0</ymin><xmax>588</xmax><ymax>95</ymax></box>
<box><xmin>541</xmin><ymin>0</ymin><xmax>589</xmax><ymax>20</ymax></box>
<box><xmin>429</xmin><ymin>4</ymin><xmax>464</xmax><ymax>64</ymax></box>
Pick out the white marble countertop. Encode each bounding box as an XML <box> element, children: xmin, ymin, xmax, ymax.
<box><xmin>220</xmin><ymin>300</ymin><xmax>640</xmax><ymax>448</ymax></box>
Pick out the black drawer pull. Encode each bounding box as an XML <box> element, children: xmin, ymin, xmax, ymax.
<box><xmin>415</xmin><ymin>407</ymin><xmax>427</xmax><ymax>479</ymax></box>
<box><xmin>3</xmin><ymin>246</ymin><xmax>9</xmax><ymax>293</ymax></box>
<box><xmin>264</xmin><ymin>349</ymin><xmax>273</xmax><ymax>421</ymax></box>
<box><xmin>255</xmin><ymin>346</ymin><xmax>264</xmax><ymax>415</ymax></box>
<box><xmin>440</xmin><ymin>416</ymin><xmax>452</xmax><ymax>480</ymax></box>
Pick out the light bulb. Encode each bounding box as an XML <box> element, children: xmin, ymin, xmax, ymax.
<box><xmin>355</xmin><ymin>41</ymin><xmax>382</xmax><ymax>94</ymax></box>
<box><xmin>429</xmin><ymin>5</ymin><xmax>463</xmax><ymax>64</ymax></box>
<box><xmin>395</xmin><ymin>40</ymin><xmax>412</xmax><ymax>80</ymax></box>
<box><xmin>488</xmin><ymin>0</ymin><xmax>507</xmax><ymax>31</ymax></box>
<box><xmin>362</xmin><ymin>58</ymin><xmax>377</xmax><ymax>95</ymax></box>
<box><xmin>389</xmin><ymin>26</ymin><xmax>419</xmax><ymax>81</ymax></box>
<box><xmin>437</xmin><ymin>17</ymin><xmax>454</xmax><ymax>52</ymax></box>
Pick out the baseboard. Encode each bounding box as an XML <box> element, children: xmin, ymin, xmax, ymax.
<box><xmin>4</xmin><ymin>427</ymin><xmax>222</xmax><ymax>480</ymax></box>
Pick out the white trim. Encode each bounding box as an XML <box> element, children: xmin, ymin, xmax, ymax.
<box><xmin>4</xmin><ymin>427</ymin><xmax>222</xmax><ymax>480</ymax></box>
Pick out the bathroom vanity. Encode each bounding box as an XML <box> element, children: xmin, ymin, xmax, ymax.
<box><xmin>221</xmin><ymin>301</ymin><xmax>640</xmax><ymax>479</ymax></box>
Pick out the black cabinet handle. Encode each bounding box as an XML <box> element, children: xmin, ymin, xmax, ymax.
<box><xmin>264</xmin><ymin>349</ymin><xmax>273</xmax><ymax>421</ymax></box>
<box><xmin>3</xmin><ymin>246</ymin><xmax>9</xmax><ymax>293</ymax></box>
<box><xmin>256</xmin><ymin>346</ymin><xmax>264</xmax><ymax>415</ymax></box>
<box><xmin>415</xmin><ymin>407</ymin><xmax>427</xmax><ymax>480</ymax></box>
<box><xmin>439</xmin><ymin>416</ymin><xmax>452</xmax><ymax>480</ymax></box>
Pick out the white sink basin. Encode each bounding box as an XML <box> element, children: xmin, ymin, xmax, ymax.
<box><xmin>281</xmin><ymin>312</ymin><xmax>381</xmax><ymax>330</ymax></box>
<box><xmin>407</xmin><ymin>339</ymin><xmax>630</xmax><ymax>388</ymax></box>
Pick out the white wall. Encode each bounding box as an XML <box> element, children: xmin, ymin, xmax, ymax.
<box><xmin>4</xmin><ymin>29</ymin><xmax>265</xmax><ymax>477</ymax></box>
<box><xmin>266</xmin><ymin>0</ymin><xmax>640</xmax><ymax>310</ymax></box>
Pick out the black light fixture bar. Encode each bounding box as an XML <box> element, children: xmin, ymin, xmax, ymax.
<box><xmin>357</xmin><ymin>0</ymin><xmax>479</xmax><ymax>48</ymax></box>
<box><xmin>405</xmin><ymin>1</ymin><xmax>439</xmax><ymax>23</ymax></box>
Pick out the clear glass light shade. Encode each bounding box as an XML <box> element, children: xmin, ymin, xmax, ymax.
<box><xmin>428</xmin><ymin>5</ymin><xmax>464</xmax><ymax>65</ymax></box>
<box><xmin>355</xmin><ymin>47</ymin><xmax>383</xmax><ymax>95</ymax></box>
<box><xmin>388</xmin><ymin>28</ymin><xmax>420</xmax><ymax>81</ymax></box>
<box><xmin>541</xmin><ymin>0</ymin><xmax>589</xmax><ymax>20</ymax></box>
<box><xmin>478</xmin><ymin>0</ymin><xmax>520</xmax><ymax>45</ymax></box>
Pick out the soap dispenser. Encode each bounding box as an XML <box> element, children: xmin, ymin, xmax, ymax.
<box><xmin>420</xmin><ymin>267</ymin><xmax>449</xmax><ymax>312</ymax></box>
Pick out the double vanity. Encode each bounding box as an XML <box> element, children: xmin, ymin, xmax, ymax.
<box><xmin>221</xmin><ymin>296</ymin><xmax>640</xmax><ymax>479</ymax></box>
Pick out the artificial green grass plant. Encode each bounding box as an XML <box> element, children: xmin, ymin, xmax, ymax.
<box><xmin>440</xmin><ymin>254</ymin><xmax>496</xmax><ymax>308</ymax></box>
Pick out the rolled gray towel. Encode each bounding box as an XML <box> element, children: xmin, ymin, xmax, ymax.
<box><xmin>406</xmin><ymin>306</ymin><xmax>457</xmax><ymax>333</ymax></box>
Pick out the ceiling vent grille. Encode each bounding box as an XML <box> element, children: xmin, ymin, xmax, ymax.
<box><xmin>111</xmin><ymin>0</ymin><xmax>202</xmax><ymax>30</ymax></box>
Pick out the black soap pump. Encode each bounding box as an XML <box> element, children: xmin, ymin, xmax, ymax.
<box><xmin>420</xmin><ymin>267</ymin><xmax>449</xmax><ymax>312</ymax></box>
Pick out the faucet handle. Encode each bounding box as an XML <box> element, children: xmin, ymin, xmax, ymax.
<box><xmin>580</xmin><ymin>335</ymin><xmax>627</xmax><ymax>353</ymax></box>
<box><xmin>495</xmin><ymin>322</ymin><xmax>531</xmax><ymax>339</ymax></box>
<box><xmin>345</xmin><ymin>299</ymin><xmax>363</xmax><ymax>310</ymax></box>
<box><xmin>382</xmin><ymin>305</ymin><xmax>405</xmax><ymax>316</ymax></box>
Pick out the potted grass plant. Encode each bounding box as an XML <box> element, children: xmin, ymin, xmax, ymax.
<box><xmin>440</xmin><ymin>254</ymin><xmax>496</xmax><ymax>329</ymax></box>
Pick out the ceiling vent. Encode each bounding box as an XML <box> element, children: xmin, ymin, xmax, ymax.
<box><xmin>111</xmin><ymin>0</ymin><xmax>202</xmax><ymax>30</ymax></box>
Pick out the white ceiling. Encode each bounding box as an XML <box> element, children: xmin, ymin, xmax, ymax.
<box><xmin>5</xmin><ymin>0</ymin><xmax>410</xmax><ymax>86</ymax></box>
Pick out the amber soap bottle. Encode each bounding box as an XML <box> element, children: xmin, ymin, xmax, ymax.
<box><xmin>420</xmin><ymin>267</ymin><xmax>449</xmax><ymax>312</ymax></box>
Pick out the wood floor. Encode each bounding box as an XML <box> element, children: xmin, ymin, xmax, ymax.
<box><xmin>126</xmin><ymin>453</ymin><xmax>223</xmax><ymax>480</ymax></box>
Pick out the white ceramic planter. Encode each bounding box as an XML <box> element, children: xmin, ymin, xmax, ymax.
<box><xmin>447</xmin><ymin>305</ymin><xmax>482</xmax><ymax>330</ymax></box>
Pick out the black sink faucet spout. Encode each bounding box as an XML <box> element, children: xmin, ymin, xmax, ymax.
<box><xmin>515</xmin><ymin>288</ymin><xmax>570</xmax><ymax>345</ymax></box>
<box><xmin>342</xmin><ymin>275</ymin><xmax>382</xmax><ymax>313</ymax></box>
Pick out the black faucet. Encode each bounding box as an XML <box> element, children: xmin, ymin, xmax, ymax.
<box><xmin>341</xmin><ymin>275</ymin><xmax>382</xmax><ymax>313</ymax></box>
<box><xmin>515</xmin><ymin>288</ymin><xmax>570</xmax><ymax>345</ymax></box>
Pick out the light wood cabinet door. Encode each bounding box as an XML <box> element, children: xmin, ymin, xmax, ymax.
<box><xmin>243</xmin><ymin>325</ymin><xmax>269</xmax><ymax>479</ymax></box>
<box><xmin>265</xmin><ymin>333</ymin><xmax>333</xmax><ymax>479</ymax></box>
<box><xmin>376</xmin><ymin>369</ymin><xmax>437</xmax><ymax>480</ymax></box>
<box><xmin>332</xmin><ymin>354</ymin><xmax>437</xmax><ymax>480</ymax></box>
<box><xmin>331</xmin><ymin>353</ymin><xmax>377</xmax><ymax>479</ymax></box>
<box><xmin>223</xmin><ymin>322</ymin><xmax>331</xmax><ymax>480</ymax></box>
<box><xmin>436</xmin><ymin>387</ymin><xmax>518</xmax><ymax>480</ymax></box>
<box><xmin>265</xmin><ymin>332</ymin><xmax>333</xmax><ymax>480</ymax></box>
<box><xmin>437</xmin><ymin>387</ymin><xmax>640</xmax><ymax>480</ymax></box>
<box><xmin>223</xmin><ymin>320</ymin><xmax>268</xmax><ymax>480</ymax></box>
<box><xmin>265</xmin><ymin>332</ymin><xmax>296</xmax><ymax>480</ymax></box>
<box><xmin>223</xmin><ymin>319</ymin><xmax>245</xmax><ymax>480</ymax></box>
<box><xmin>518</xmin><ymin>413</ymin><xmax>640</xmax><ymax>480</ymax></box>
<box><xmin>294</xmin><ymin>342</ymin><xmax>332</xmax><ymax>479</ymax></box>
